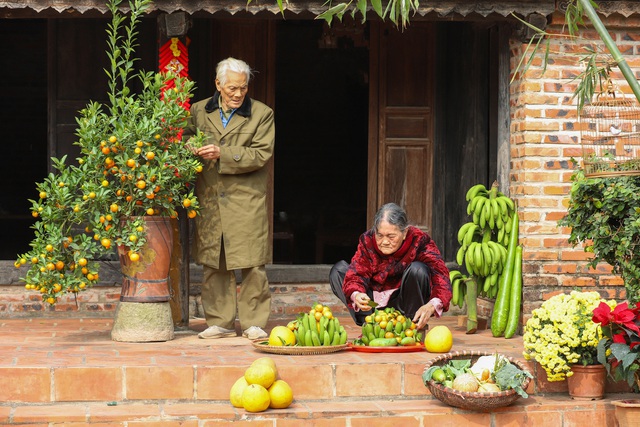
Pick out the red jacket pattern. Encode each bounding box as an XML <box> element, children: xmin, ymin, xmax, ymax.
<box><xmin>342</xmin><ymin>226</ymin><xmax>452</xmax><ymax>312</ymax></box>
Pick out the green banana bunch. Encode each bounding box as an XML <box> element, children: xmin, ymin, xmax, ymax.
<box><xmin>295</xmin><ymin>313</ymin><xmax>346</xmax><ymax>346</ymax></box>
<box><xmin>466</xmin><ymin>181</ymin><xmax>515</xmax><ymax>235</ymax></box>
<box><xmin>449</xmin><ymin>270</ymin><xmax>468</xmax><ymax>308</ymax></box>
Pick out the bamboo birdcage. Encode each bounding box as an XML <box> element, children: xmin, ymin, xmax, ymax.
<box><xmin>580</xmin><ymin>80</ymin><xmax>640</xmax><ymax>177</ymax></box>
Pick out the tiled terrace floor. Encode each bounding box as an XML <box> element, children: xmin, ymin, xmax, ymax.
<box><xmin>0</xmin><ymin>314</ymin><xmax>634</xmax><ymax>426</ymax></box>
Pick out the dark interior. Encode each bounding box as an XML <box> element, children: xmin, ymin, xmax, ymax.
<box><xmin>272</xmin><ymin>20</ymin><xmax>369</xmax><ymax>264</ymax></box>
<box><xmin>1</xmin><ymin>20</ymin><xmax>48</xmax><ymax>260</ymax></box>
<box><xmin>1</xmin><ymin>18</ymin><xmax>370</xmax><ymax>264</ymax></box>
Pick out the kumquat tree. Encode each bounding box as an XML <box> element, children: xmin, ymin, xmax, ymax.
<box><xmin>14</xmin><ymin>0</ymin><xmax>206</xmax><ymax>306</ymax></box>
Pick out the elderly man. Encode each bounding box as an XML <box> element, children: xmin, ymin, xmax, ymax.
<box><xmin>187</xmin><ymin>57</ymin><xmax>275</xmax><ymax>340</ymax></box>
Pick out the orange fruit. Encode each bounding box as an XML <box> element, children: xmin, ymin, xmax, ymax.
<box><xmin>108</xmin><ymin>135</ymin><xmax>117</xmax><ymax>143</ymax></box>
<box><xmin>126</xmin><ymin>159</ymin><xmax>136</xmax><ymax>168</ymax></box>
<box><xmin>268</xmin><ymin>380</ymin><xmax>293</xmax><ymax>409</ymax></box>
<box><xmin>77</xmin><ymin>258</ymin><xmax>87</xmax><ymax>267</ymax></box>
<box><xmin>38</xmin><ymin>191</ymin><xmax>47</xmax><ymax>199</ymax></box>
<box><xmin>101</xmin><ymin>238</ymin><xmax>111</xmax><ymax>249</ymax></box>
<box><xmin>187</xmin><ymin>210</ymin><xmax>197</xmax><ymax>219</ymax></box>
<box><xmin>424</xmin><ymin>325</ymin><xmax>453</xmax><ymax>353</ymax></box>
<box><xmin>146</xmin><ymin>151</ymin><xmax>155</xmax><ymax>160</ymax></box>
<box><xmin>146</xmin><ymin>208</ymin><xmax>155</xmax><ymax>216</ymax></box>
<box><xmin>45</xmin><ymin>244</ymin><xmax>54</xmax><ymax>252</ymax></box>
<box><xmin>101</xmin><ymin>146</ymin><xmax>111</xmax><ymax>155</ymax></box>
<box><xmin>110</xmin><ymin>204</ymin><xmax>119</xmax><ymax>213</ymax></box>
<box><xmin>129</xmin><ymin>252</ymin><xmax>140</xmax><ymax>262</ymax></box>
<box><xmin>182</xmin><ymin>198</ymin><xmax>192</xmax><ymax>208</ymax></box>
<box><xmin>136</xmin><ymin>180</ymin><xmax>146</xmax><ymax>189</ymax></box>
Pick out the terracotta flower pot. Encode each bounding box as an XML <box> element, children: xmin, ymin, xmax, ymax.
<box><xmin>612</xmin><ymin>399</ymin><xmax>640</xmax><ymax>427</ymax></box>
<box><xmin>567</xmin><ymin>364</ymin><xmax>606</xmax><ymax>400</ymax></box>
<box><xmin>117</xmin><ymin>216</ymin><xmax>173</xmax><ymax>302</ymax></box>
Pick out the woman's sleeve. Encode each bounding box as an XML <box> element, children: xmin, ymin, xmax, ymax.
<box><xmin>342</xmin><ymin>234</ymin><xmax>372</xmax><ymax>309</ymax></box>
<box><xmin>419</xmin><ymin>238</ymin><xmax>452</xmax><ymax>312</ymax></box>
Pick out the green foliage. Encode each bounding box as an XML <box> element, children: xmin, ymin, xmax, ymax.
<box><xmin>559</xmin><ymin>169</ymin><xmax>640</xmax><ymax>303</ymax></box>
<box><xmin>14</xmin><ymin>0</ymin><xmax>205</xmax><ymax>305</ymax></box>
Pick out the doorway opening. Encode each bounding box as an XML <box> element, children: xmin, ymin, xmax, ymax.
<box><xmin>0</xmin><ymin>19</ymin><xmax>48</xmax><ymax>259</ymax></box>
<box><xmin>273</xmin><ymin>19</ymin><xmax>369</xmax><ymax>265</ymax></box>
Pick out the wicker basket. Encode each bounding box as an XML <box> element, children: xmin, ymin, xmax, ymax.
<box><xmin>423</xmin><ymin>351</ymin><xmax>532</xmax><ymax>412</ymax></box>
<box><xmin>251</xmin><ymin>340</ymin><xmax>348</xmax><ymax>355</ymax></box>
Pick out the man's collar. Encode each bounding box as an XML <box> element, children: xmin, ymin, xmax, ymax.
<box><xmin>204</xmin><ymin>91</ymin><xmax>252</xmax><ymax>116</ymax></box>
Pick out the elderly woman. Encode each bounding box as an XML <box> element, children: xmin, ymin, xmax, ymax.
<box><xmin>329</xmin><ymin>203</ymin><xmax>452</xmax><ymax>330</ymax></box>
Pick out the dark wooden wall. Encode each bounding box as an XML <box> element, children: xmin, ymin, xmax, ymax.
<box><xmin>433</xmin><ymin>22</ymin><xmax>499</xmax><ymax>261</ymax></box>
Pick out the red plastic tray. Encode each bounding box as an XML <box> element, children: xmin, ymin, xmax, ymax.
<box><xmin>347</xmin><ymin>343</ymin><xmax>425</xmax><ymax>353</ymax></box>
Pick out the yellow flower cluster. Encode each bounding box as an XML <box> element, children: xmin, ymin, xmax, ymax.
<box><xmin>522</xmin><ymin>291</ymin><xmax>615</xmax><ymax>382</ymax></box>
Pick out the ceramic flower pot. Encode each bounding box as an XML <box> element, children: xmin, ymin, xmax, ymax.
<box><xmin>567</xmin><ymin>364</ymin><xmax>606</xmax><ymax>400</ymax></box>
<box><xmin>117</xmin><ymin>216</ymin><xmax>173</xmax><ymax>302</ymax></box>
<box><xmin>612</xmin><ymin>399</ymin><xmax>640</xmax><ymax>427</ymax></box>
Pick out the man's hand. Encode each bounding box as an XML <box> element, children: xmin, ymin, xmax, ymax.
<box><xmin>412</xmin><ymin>302</ymin><xmax>435</xmax><ymax>330</ymax></box>
<box><xmin>353</xmin><ymin>292</ymin><xmax>373</xmax><ymax>312</ymax></box>
<box><xmin>196</xmin><ymin>144</ymin><xmax>221</xmax><ymax>160</ymax></box>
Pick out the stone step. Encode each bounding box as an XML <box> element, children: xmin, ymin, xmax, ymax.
<box><xmin>1</xmin><ymin>395</ymin><xmax>625</xmax><ymax>426</ymax></box>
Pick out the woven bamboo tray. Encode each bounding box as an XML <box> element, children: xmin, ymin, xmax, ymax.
<box><xmin>423</xmin><ymin>351</ymin><xmax>532</xmax><ymax>412</ymax></box>
<box><xmin>251</xmin><ymin>340</ymin><xmax>348</xmax><ymax>355</ymax></box>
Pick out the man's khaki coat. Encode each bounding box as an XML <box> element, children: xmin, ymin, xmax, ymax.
<box><xmin>187</xmin><ymin>93</ymin><xmax>275</xmax><ymax>270</ymax></box>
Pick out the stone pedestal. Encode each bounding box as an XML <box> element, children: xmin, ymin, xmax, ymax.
<box><xmin>111</xmin><ymin>301</ymin><xmax>175</xmax><ymax>342</ymax></box>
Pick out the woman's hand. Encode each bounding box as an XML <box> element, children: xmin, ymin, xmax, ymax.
<box><xmin>353</xmin><ymin>292</ymin><xmax>373</xmax><ymax>312</ymax></box>
<box><xmin>412</xmin><ymin>302</ymin><xmax>435</xmax><ymax>330</ymax></box>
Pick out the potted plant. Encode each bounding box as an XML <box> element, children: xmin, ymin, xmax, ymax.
<box><xmin>522</xmin><ymin>290</ymin><xmax>614</xmax><ymax>399</ymax></box>
<box><xmin>592</xmin><ymin>301</ymin><xmax>640</xmax><ymax>424</ymax></box>
<box><xmin>13</xmin><ymin>0</ymin><xmax>204</xmax><ymax>328</ymax></box>
<box><xmin>559</xmin><ymin>169</ymin><xmax>640</xmax><ymax>305</ymax></box>
<box><xmin>592</xmin><ymin>300</ymin><xmax>640</xmax><ymax>390</ymax></box>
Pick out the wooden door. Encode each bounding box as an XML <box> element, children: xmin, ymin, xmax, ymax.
<box><xmin>368</xmin><ymin>22</ymin><xmax>435</xmax><ymax>232</ymax></box>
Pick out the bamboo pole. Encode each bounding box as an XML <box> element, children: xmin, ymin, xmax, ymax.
<box><xmin>578</xmin><ymin>0</ymin><xmax>640</xmax><ymax>103</ymax></box>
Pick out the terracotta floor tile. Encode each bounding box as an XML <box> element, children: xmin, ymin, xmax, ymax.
<box><xmin>162</xmin><ymin>402</ymin><xmax>237</xmax><ymax>419</ymax></box>
<box><xmin>373</xmin><ymin>398</ymin><xmax>453</xmax><ymax>414</ymax></box>
<box><xmin>0</xmin><ymin>315</ymin><xmax>629</xmax><ymax>426</ymax></box>
<box><xmin>277</xmin><ymin>418</ymin><xmax>347</xmax><ymax>427</ymax></box>
<box><xmin>303</xmin><ymin>400</ymin><xmax>381</xmax><ymax>418</ymax></box>
<box><xmin>335</xmin><ymin>362</ymin><xmax>402</xmax><ymax>397</ymax></box>
<box><xmin>202</xmin><ymin>420</ymin><xmax>274</xmax><ymax>427</ymax></box>
<box><xmin>197</xmin><ymin>366</ymin><xmax>247</xmax><ymax>400</ymax></box>
<box><xmin>279</xmin><ymin>363</ymin><xmax>334</xmax><ymax>399</ymax></box>
<box><xmin>128</xmin><ymin>422</ymin><xmax>199</xmax><ymax>427</ymax></box>
<box><xmin>125</xmin><ymin>366</ymin><xmax>194</xmax><ymax>400</ymax></box>
<box><xmin>12</xmin><ymin>404</ymin><xmax>87</xmax><ymax>423</ymax></box>
<box><xmin>87</xmin><ymin>402</ymin><xmax>162</xmax><ymax>422</ymax></box>
<box><xmin>54</xmin><ymin>366</ymin><xmax>123</xmax><ymax>401</ymax></box>
<box><xmin>0</xmin><ymin>366</ymin><xmax>50</xmax><ymax>402</ymax></box>
<box><xmin>350</xmin><ymin>415</ymin><xmax>423</xmax><ymax>427</ymax></box>
<box><xmin>0</xmin><ymin>406</ymin><xmax>10</xmax><ymax>423</ymax></box>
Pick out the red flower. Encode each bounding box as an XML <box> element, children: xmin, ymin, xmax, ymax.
<box><xmin>613</xmin><ymin>332</ymin><xmax>627</xmax><ymax>344</ymax></box>
<box><xmin>592</xmin><ymin>301</ymin><xmax>613</xmax><ymax>326</ymax></box>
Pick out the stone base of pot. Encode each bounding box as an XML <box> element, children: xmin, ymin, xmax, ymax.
<box><xmin>111</xmin><ymin>301</ymin><xmax>175</xmax><ymax>342</ymax></box>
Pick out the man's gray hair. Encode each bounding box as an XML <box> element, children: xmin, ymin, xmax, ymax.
<box><xmin>373</xmin><ymin>203</ymin><xmax>409</xmax><ymax>232</ymax></box>
<box><xmin>216</xmin><ymin>57</ymin><xmax>253</xmax><ymax>86</ymax></box>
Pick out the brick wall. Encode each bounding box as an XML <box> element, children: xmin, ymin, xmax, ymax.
<box><xmin>509</xmin><ymin>12</ymin><xmax>637</xmax><ymax>321</ymax></box>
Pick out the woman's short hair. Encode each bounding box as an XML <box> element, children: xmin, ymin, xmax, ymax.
<box><xmin>216</xmin><ymin>57</ymin><xmax>253</xmax><ymax>86</ymax></box>
<box><xmin>373</xmin><ymin>203</ymin><xmax>409</xmax><ymax>232</ymax></box>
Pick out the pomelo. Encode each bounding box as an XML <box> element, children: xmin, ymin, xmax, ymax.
<box><xmin>424</xmin><ymin>325</ymin><xmax>453</xmax><ymax>353</ymax></box>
